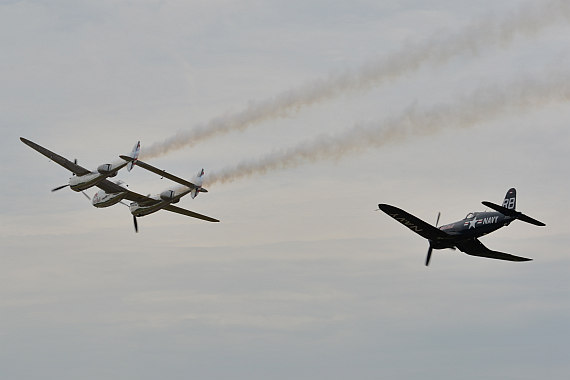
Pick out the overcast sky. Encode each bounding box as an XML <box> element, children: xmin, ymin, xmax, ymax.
<box><xmin>1</xmin><ymin>1</ymin><xmax>569</xmax><ymax>379</ymax></box>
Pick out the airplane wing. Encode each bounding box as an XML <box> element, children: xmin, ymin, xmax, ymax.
<box><xmin>378</xmin><ymin>203</ymin><xmax>450</xmax><ymax>241</ymax></box>
<box><xmin>120</xmin><ymin>156</ymin><xmax>200</xmax><ymax>189</ymax></box>
<box><xmin>456</xmin><ymin>238</ymin><xmax>532</xmax><ymax>262</ymax></box>
<box><xmin>163</xmin><ymin>205</ymin><xmax>220</xmax><ymax>222</ymax></box>
<box><xmin>20</xmin><ymin>137</ymin><xmax>91</xmax><ymax>176</ymax></box>
<box><xmin>96</xmin><ymin>180</ymin><xmax>158</xmax><ymax>204</ymax></box>
<box><xmin>99</xmin><ymin>180</ymin><xmax>218</xmax><ymax>221</ymax></box>
<box><xmin>96</xmin><ymin>179</ymin><xmax>128</xmax><ymax>194</ymax></box>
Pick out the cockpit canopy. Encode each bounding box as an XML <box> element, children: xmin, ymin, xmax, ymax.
<box><xmin>465</xmin><ymin>212</ymin><xmax>475</xmax><ymax>220</ymax></box>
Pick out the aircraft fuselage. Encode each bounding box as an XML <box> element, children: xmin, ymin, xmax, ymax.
<box><xmin>69</xmin><ymin>172</ymin><xmax>114</xmax><ymax>192</ymax></box>
<box><xmin>432</xmin><ymin>211</ymin><xmax>513</xmax><ymax>249</ymax></box>
<box><xmin>91</xmin><ymin>189</ymin><xmax>128</xmax><ymax>208</ymax></box>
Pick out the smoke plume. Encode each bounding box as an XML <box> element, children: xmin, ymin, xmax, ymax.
<box><xmin>204</xmin><ymin>72</ymin><xmax>570</xmax><ymax>186</ymax></box>
<box><xmin>142</xmin><ymin>0</ymin><xmax>570</xmax><ymax>159</ymax></box>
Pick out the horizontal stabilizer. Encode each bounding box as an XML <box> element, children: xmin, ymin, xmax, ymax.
<box><xmin>120</xmin><ymin>156</ymin><xmax>203</xmax><ymax>190</ymax></box>
<box><xmin>482</xmin><ymin>201</ymin><xmax>545</xmax><ymax>226</ymax></box>
<box><xmin>378</xmin><ymin>204</ymin><xmax>450</xmax><ymax>241</ymax></box>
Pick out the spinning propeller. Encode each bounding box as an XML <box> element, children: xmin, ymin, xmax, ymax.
<box><xmin>51</xmin><ymin>159</ymin><xmax>78</xmax><ymax>192</ymax></box>
<box><xmin>51</xmin><ymin>184</ymin><xmax>69</xmax><ymax>192</ymax></box>
<box><xmin>425</xmin><ymin>212</ymin><xmax>440</xmax><ymax>266</ymax></box>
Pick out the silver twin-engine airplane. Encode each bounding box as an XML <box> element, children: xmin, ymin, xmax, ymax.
<box><xmin>21</xmin><ymin>137</ymin><xmax>219</xmax><ymax>232</ymax></box>
<box><xmin>378</xmin><ymin>188</ymin><xmax>545</xmax><ymax>266</ymax></box>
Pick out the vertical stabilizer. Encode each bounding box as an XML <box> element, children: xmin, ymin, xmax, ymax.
<box><xmin>191</xmin><ymin>169</ymin><xmax>205</xmax><ymax>199</ymax></box>
<box><xmin>127</xmin><ymin>141</ymin><xmax>140</xmax><ymax>171</ymax></box>
<box><xmin>502</xmin><ymin>188</ymin><xmax>516</xmax><ymax>210</ymax></box>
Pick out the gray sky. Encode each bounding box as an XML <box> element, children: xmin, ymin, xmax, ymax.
<box><xmin>1</xmin><ymin>1</ymin><xmax>569</xmax><ymax>379</ymax></box>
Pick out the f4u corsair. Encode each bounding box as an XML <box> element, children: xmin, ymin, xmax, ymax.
<box><xmin>21</xmin><ymin>137</ymin><xmax>219</xmax><ymax>232</ymax></box>
<box><xmin>378</xmin><ymin>188</ymin><xmax>545</xmax><ymax>266</ymax></box>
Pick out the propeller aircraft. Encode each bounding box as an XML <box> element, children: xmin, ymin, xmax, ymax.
<box><xmin>21</xmin><ymin>137</ymin><xmax>219</xmax><ymax>232</ymax></box>
<box><xmin>378</xmin><ymin>188</ymin><xmax>545</xmax><ymax>266</ymax></box>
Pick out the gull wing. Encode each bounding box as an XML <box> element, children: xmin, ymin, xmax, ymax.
<box><xmin>456</xmin><ymin>238</ymin><xmax>532</xmax><ymax>262</ymax></box>
<box><xmin>120</xmin><ymin>156</ymin><xmax>200</xmax><ymax>189</ymax></box>
<box><xmin>163</xmin><ymin>205</ymin><xmax>220</xmax><ymax>222</ymax></box>
<box><xmin>378</xmin><ymin>203</ymin><xmax>450</xmax><ymax>241</ymax></box>
<box><xmin>20</xmin><ymin>137</ymin><xmax>91</xmax><ymax>176</ymax></box>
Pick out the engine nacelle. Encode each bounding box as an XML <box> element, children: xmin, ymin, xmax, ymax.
<box><xmin>97</xmin><ymin>163</ymin><xmax>115</xmax><ymax>174</ymax></box>
<box><xmin>160</xmin><ymin>190</ymin><xmax>176</xmax><ymax>201</ymax></box>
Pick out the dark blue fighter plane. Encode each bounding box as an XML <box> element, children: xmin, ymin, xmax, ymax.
<box><xmin>378</xmin><ymin>188</ymin><xmax>545</xmax><ymax>266</ymax></box>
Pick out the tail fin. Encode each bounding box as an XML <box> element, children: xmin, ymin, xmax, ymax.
<box><xmin>482</xmin><ymin>187</ymin><xmax>545</xmax><ymax>227</ymax></box>
<box><xmin>502</xmin><ymin>188</ymin><xmax>516</xmax><ymax>210</ymax></box>
<box><xmin>127</xmin><ymin>141</ymin><xmax>140</xmax><ymax>172</ymax></box>
<box><xmin>191</xmin><ymin>169</ymin><xmax>206</xmax><ymax>199</ymax></box>
<box><xmin>194</xmin><ymin>168</ymin><xmax>204</xmax><ymax>185</ymax></box>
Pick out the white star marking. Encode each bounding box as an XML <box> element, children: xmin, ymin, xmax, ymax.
<box><xmin>469</xmin><ymin>217</ymin><xmax>479</xmax><ymax>229</ymax></box>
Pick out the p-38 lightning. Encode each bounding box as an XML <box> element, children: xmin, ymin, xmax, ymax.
<box><xmin>378</xmin><ymin>188</ymin><xmax>545</xmax><ymax>266</ymax></box>
<box><xmin>21</xmin><ymin>137</ymin><xmax>219</xmax><ymax>232</ymax></box>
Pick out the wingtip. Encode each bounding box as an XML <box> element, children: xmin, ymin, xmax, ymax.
<box><xmin>377</xmin><ymin>203</ymin><xmax>394</xmax><ymax>213</ymax></box>
<box><xmin>515</xmin><ymin>255</ymin><xmax>533</xmax><ymax>262</ymax></box>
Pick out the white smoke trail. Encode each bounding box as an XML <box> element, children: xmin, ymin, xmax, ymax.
<box><xmin>204</xmin><ymin>71</ymin><xmax>570</xmax><ymax>186</ymax></box>
<box><xmin>142</xmin><ymin>0</ymin><xmax>570</xmax><ymax>159</ymax></box>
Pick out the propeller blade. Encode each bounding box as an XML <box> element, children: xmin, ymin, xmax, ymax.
<box><xmin>133</xmin><ymin>215</ymin><xmax>139</xmax><ymax>233</ymax></box>
<box><xmin>435</xmin><ymin>212</ymin><xmax>441</xmax><ymax>227</ymax></box>
<box><xmin>81</xmin><ymin>191</ymin><xmax>91</xmax><ymax>201</ymax></box>
<box><xmin>426</xmin><ymin>246</ymin><xmax>433</xmax><ymax>266</ymax></box>
<box><xmin>51</xmin><ymin>184</ymin><xmax>69</xmax><ymax>192</ymax></box>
